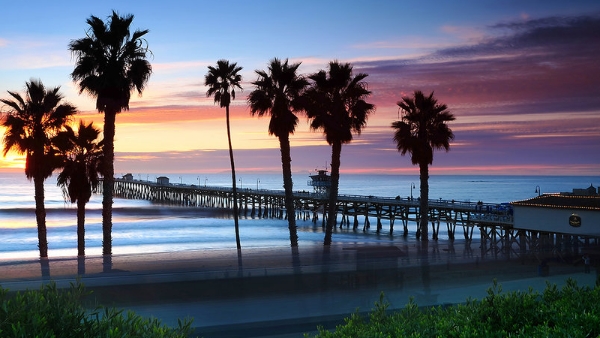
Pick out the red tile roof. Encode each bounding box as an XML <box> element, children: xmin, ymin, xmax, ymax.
<box><xmin>511</xmin><ymin>194</ymin><xmax>600</xmax><ymax>211</ymax></box>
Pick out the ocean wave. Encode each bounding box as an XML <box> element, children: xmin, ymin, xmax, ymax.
<box><xmin>0</xmin><ymin>206</ymin><xmax>230</xmax><ymax>219</ymax></box>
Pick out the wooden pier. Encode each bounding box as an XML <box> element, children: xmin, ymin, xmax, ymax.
<box><xmin>100</xmin><ymin>178</ymin><xmax>597</xmax><ymax>260</ymax></box>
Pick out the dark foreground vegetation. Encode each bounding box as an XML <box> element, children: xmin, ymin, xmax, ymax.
<box><xmin>0</xmin><ymin>283</ymin><xmax>193</xmax><ymax>338</ymax></box>
<box><xmin>308</xmin><ymin>279</ymin><xmax>600</xmax><ymax>337</ymax></box>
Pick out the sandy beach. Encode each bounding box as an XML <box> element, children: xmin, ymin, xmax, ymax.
<box><xmin>1</xmin><ymin>239</ymin><xmax>597</xmax><ymax>337</ymax></box>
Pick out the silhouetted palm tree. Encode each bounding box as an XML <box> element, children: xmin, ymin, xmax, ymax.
<box><xmin>55</xmin><ymin>121</ymin><xmax>103</xmax><ymax>259</ymax></box>
<box><xmin>69</xmin><ymin>11</ymin><xmax>152</xmax><ymax>257</ymax></box>
<box><xmin>392</xmin><ymin>90</ymin><xmax>455</xmax><ymax>240</ymax></box>
<box><xmin>303</xmin><ymin>61</ymin><xmax>375</xmax><ymax>245</ymax></box>
<box><xmin>248</xmin><ymin>58</ymin><xmax>308</xmax><ymax>247</ymax></box>
<box><xmin>1</xmin><ymin>79</ymin><xmax>76</xmax><ymax>259</ymax></box>
<box><xmin>205</xmin><ymin>59</ymin><xmax>243</xmax><ymax>250</ymax></box>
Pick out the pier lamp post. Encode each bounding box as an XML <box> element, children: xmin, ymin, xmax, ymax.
<box><xmin>239</xmin><ymin>178</ymin><xmax>243</xmax><ymax>189</ymax></box>
<box><xmin>197</xmin><ymin>176</ymin><xmax>200</xmax><ymax>186</ymax></box>
<box><xmin>410</xmin><ymin>182</ymin><xmax>416</xmax><ymax>200</ymax></box>
<box><xmin>205</xmin><ymin>178</ymin><xmax>208</xmax><ymax>187</ymax></box>
<box><xmin>146</xmin><ymin>175</ymin><xmax>149</xmax><ymax>182</ymax></box>
<box><xmin>535</xmin><ymin>185</ymin><xmax>541</xmax><ymax>196</ymax></box>
<box><xmin>179</xmin><ymin>176</ymin><xmax>182</xmax><ymax>184</ymax></box>
<box><xmin>257</xmin><ymin>178</ymin><xmax>260</xmax><ymax>190</ymax></box>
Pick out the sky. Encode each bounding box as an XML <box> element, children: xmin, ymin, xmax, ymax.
<box><xmin>0</xmin><ymin>0</ymin><xmax>599</xmax><ymax>177</ymax></box>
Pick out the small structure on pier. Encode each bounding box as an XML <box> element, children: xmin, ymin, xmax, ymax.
<box><xmin>122</xmin><ymin>173</ymin><xmax>134</xmax><ymax>181</ymax></box>
<box><xmin>157</xmin><ymin>176</ymin><xmax>170</xmax><ymax>185</ymax></box>
<box><xmin>511</xmin><ymin>195</ymin><xmax>600</xmax><ymax>236</ymax></box>
<box><xmin>308</xmin><ymin>169</ymin><xmax>331</xmax><ymax>197</ymax></box>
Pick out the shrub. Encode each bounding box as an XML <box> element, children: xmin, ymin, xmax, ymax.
<box><xmin>0</xmin><ymin>282</ymin><xmax>193</xmax><ymax>338</ymax></box>
<box><xmin>307</xmin><ymin>279</ymin><xmax>600</xmax><ymax>337</ymax></box>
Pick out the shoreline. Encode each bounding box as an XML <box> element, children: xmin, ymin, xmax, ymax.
<box><xmin>0</xmin><ymin>239</ymin><xmax>480</xmax><ymax>281</ymax></box>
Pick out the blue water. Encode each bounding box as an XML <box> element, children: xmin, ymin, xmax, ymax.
<box><xmin>0</xmin><ymin>172</ymin><xmax>598</xmax><ymax>259</ymax></box>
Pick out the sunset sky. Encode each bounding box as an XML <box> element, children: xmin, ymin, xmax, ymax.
<box><xmin>1</xmin><ymin>0</ymin><xmax>599</xmax><ymax>176</ymax></box>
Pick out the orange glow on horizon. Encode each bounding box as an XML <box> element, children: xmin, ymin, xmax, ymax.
<box><xmin>0</xmin><ymin>154</ymin><xmax>25</xmax><ymax>170</ymax></box>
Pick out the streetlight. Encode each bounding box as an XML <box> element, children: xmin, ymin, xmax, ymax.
<box><xmin>410</xmin><ymin>182</ymin><xmax>416</xmax><ymax>200</ymax></box>
<box><xmin>239</xmin><ymin>178</ymin><xmax>243</xmax><ymax>189</ymax></box>
<box><xmin>257</xmin><ymin>178</ymin><xmax>260</xmax><ymax>190</ymax></box>
<box><xmin>179</xmin><ymin>176</ymin><xmax>182</xmax><ymax>184</ymax></box>
<box><xmin>205</xmin><ymin>177</ymin><xmax>208</xmax><ymax>187</ymax></box>
<box><xmin>535</xmin><ymin>185</ymin><xmax>541</xmax><ymax>196</ymax></box>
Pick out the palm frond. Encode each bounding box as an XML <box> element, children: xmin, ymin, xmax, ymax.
<box><xmin>392</xmin><ymin>90</ymin><xmax>454</xmax><ymax>166</ymax></box>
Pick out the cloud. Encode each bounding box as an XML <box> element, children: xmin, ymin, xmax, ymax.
<box><xmin>440</xmin><ymin>25</ymin><xmax>486</xmax><ymax>42</ymax></box>
<box><xmin>0</xmin><ymin>37</ymin><xmax>72</xmax><ymax>70</ymax></box>
<box><xmin>354</xmin><ymin>14</ymin><xmax>600</xmax><ymax>117</ymax></box>
<box><xmin>436</xmin><ymin>14</ymin><xmax>600</xmax><ymax>61</ymax></box>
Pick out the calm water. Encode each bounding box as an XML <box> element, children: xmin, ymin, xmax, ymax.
<box><xmin>0</xmin><ymin>172</ymin><xmax>598</xmax><ymax>259</ymax></box>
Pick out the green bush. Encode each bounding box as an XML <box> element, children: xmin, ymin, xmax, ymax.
<box><xmin>307</xmin><ymin>279</ymin><xmax>600</xmax><ymax>337</ymax></box>
<box><xmin>0</xmin><ymin>282</ymin><xmax>193</xmax><ymax>338</ymax></box>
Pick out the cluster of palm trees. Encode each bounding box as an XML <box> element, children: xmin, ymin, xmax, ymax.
<box><xmin>0</xmin><ymin>11</ymin><xmax>456</xmax><ymax>264</ymax></box>
<box><xmin>0</xmin><ymin>80</ymin><xmax>104</xmax><ymax>274</ymax></box>
<box><xmin>208</xmin><ymin>58</ymin><xmax>376</xmax><ymax>249</ymax></box>
<box><xmin>209</xmin><ymin>58</ymin><xmax>455</xmax><ymax>248</ymax></box>
<box><xmin>1</xmin><ymin>11</ymin><xmax>151</xmax><ymax>268</ymax></box>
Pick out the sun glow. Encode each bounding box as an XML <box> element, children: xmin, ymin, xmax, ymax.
<box><xmin>0</xmin><ymin>153</ymin><xmax>25</xmax><ymax>170</ymax></box>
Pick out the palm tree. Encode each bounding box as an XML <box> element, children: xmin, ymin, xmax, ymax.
<box><xmin>303</xmin><ymin>61</ymin><xmax>375</xmax><ymax>245</ymax></box>
<box><xmin>248</xmin><ymin>58</ymin><xmax>308</xmax><ymax>247</ymax></box>
<box><xmin>69</xmin><ymin>11</ymin><xmax>152</xmax><ymax>257</ymax></box>
<box><xmin>204</xmin><ymin>59</ymin><xmax>243</xmax><ymax>250</ymax></box>
<box><xmin>392</xmin><ymin>90</ymin><xmax>455</xmax><ymax>240</ymax></box>
<box><xmin>55</xmin><ymin>121</ymin><xmax>103</xmax><ymax>260</ymax></box>
<box><xmin>0</xmin><ymin>79</ymin><xmax>76</xmax><ymax>259</ymax></box>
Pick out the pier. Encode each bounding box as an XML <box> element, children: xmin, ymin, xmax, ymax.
<box><xmin>100</xmin><ymin>178</ymin><xmax>598</xmax><ymax>260</ymax></box>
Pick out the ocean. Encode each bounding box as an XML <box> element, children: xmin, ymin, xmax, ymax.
<box><xmin>0</xmin><ymin>171</ymin><xmax>598</xmax><ymax>260</ymax></box>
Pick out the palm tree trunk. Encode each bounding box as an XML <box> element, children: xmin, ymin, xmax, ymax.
<box><xmin>226</xmin><ymin>105</ymin><xmax>241</xmax><ymax>250</ymax></box>
<box><xmin>33</xmin><ymin>175</ymin><xmax>48</xmax><ymax>258</ymax></box>
<box><xmin>419</xmin><ymin>162</ymin><xmax>429</xmax><ymax>240</ymax></box>
<box><xmin>33</xmin><ymin>175</ymin><xmax>50</xmax><ymax>278</ymax></box>
<box><xmin>279</xmin><ymin>134</ymin><xmax>298</xmax><ymax>247</ymax></box>
<box><xmin>324</xmin><ymin>141</ymin><xmax>342</xmax><ymax>245</ymax></box>
<box><xmin>77</xmin><ymin>198</ymin><xmax>86</xmax><ymax>257</ymax></box>
<box><xmin>77</xmin><ymin>198</ymin><xmax>86</xmax><ymax>275</ymax></box>
<box><xmin>102</xmin><ymin>109</ymin><xmax>116</xmax><ymax>271</ymax></box>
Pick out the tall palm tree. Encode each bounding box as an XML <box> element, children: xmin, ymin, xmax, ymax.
<box><xmin>55</xmin><ymin>121</ymin><xmax>103</xmax><ymax>259</ymax></box>
<box><xmin>69</xmin><ymin>11</ymin><xmax>152</xmax><ymax>257</ymax></box>
<box><xmin>303</xmin><ymin>61</ymin><xmax>375</xmax><ymax>245</ymax></box>
<box><xmin>392</xmin><ymin>90</ymin><xmax>455</xmax><ymax>240</ymax></box>
<box><xmin>248</xmin><ymin>58</ymin><xmax>308</xmax><ymax>247</ymax></box>
<box><xmin>0</xmin><ymin>79</ymin><xmax>76</xmax><ymax>259</ymax></box>
<box><xmin>205</xmin><ymin>59</ymin><xmax>243</xmax><ymax>250</ymax></box>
